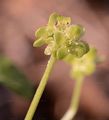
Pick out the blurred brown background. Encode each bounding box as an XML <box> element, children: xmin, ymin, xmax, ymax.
<box><xmin>0</xmin><ymin>0</ymin><xmax>109</xmax><ymax>120</ymax></box>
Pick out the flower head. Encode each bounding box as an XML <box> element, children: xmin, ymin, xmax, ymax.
<box><xmin>69</xmin><ymin>48</ymin><xmax>97</xmax><ymax>80</ymax></box>
<box><xmin>33</xmin><ymin>13</ymin><xmax>89</xmax><ymax>60</ymax></box>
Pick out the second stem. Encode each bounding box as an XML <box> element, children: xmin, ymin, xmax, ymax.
<box><xmin>61</xmin><ymin>78</ymin><xmax>83</xmax><ymax>120</ymax></box>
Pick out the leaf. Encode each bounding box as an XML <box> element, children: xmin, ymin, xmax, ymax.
<box><xmin>0</xmin><ymin>56</ymin><xmax>34</xmax><ymax>99</ymax></box>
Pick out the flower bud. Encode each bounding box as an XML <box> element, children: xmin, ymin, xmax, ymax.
<box><xmin>44</xmin><ymin>41</ymin><xmax>55</xmax><ymax>55</ymax></box>
<box><xmin>35</xmin><ymin>27</ymin><xmax>47</xmax><ymax>38</ymax></box>
<box><xmin>33</xmin><ymin>38</ymin><xmax>45</xmax><ymax>47</ymax></box>
<box><xmin>54</xmin><ymin>31</ymin><xmax>65</xmax><ymax>45</ymax></box>
<box><xmin>67</xmin><ymin>25</ymin><xmax>85</xmax><ymax>41</ymax></box>
<box><xmin>56</xmin><ymin>46</ymin><xmax>68</xmax><ymax>59</ymax></box>
<box><xmin>69</xmin><ymin>41</ymin><xmax>89</xmax><ymax>58</ymax></box>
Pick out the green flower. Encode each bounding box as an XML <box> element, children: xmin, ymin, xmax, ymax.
<box><xmin>70</xmin><ymin>48</ymin><xmax>97</xmax><ymax>80</ymax></box>
<box><xmin>33</xmin><ymin>13</ymin><xmax>89</xmax><ymax>60</ymax></box>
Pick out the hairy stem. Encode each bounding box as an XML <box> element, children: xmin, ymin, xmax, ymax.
<box><xmin>25</xmin><ymin>55</ymin><xmax>56</xmax><ymax>120</ymax></box>
<box><xmin>61</xmin><ymin>78</ymin><xmax>83</xmax><ymax>120</ymax></box>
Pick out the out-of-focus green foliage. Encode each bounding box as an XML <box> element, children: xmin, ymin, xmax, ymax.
<box><xmin>65</xmin><ymin>48</ymin><xmax>97</xmax><ymax>80</ymax></box>
<box><xmin>0</xmin><ymin>56</ymin><xmax>34</xmax><ymax>99</ymax></box>
<box><xmin>33</xmin><ymin>13</ymin><xmax>89</xmax><ymax>60</ymax></box>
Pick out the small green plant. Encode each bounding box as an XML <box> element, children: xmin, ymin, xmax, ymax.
<box><xmin>61</xmin><ymin>48</ymin><xmax>97</xmax><ymax>120</ymax></box>
<box><xmin>25</xmin><ymin>13</ymin><xmax>89</xmax><ymax>120</ymax></box>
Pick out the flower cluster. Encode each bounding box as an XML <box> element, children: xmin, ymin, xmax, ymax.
<box><xmin>33</xmin><ymin>13</ymin><xmax>89</xmax><ymax>60</ymax></box>
<box><xmin>70</xmin><ymin>48</ymin><xmax>97</xmax><ymax>80</ymax></box>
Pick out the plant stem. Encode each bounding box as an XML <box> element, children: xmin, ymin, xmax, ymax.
<box><xmin>61</xmin><ymin>78</ymin><xmax>83</xmax><ymax>120</ymax></box>
<box><xmin>25</xmin><ymin>55</ymin><xmax>56</xmax><ymax>120</ymax></box>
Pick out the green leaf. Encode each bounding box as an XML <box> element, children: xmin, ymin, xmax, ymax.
<box><xmin>0</xmin><ymin>56</ymin><xmax>34</xmax><ymax>99</ymax></box>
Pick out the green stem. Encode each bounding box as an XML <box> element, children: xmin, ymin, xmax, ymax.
<box><xmin>25</xmin><ymin>55</ymin><xmax>56</xmax><ymax>120</ymax></box>
<box><xmin>70</xmin><ymin>78</ymin><xmax>83</xmax><ymax>114</ymax></box>
<box><xmin>61</xmin><ymin>78</ymin><xmax>83</xmax><ymax>120</ymax></box>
